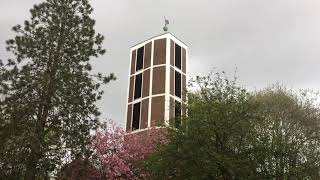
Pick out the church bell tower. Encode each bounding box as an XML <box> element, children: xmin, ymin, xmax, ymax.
<box><xmin>125</xmin><ymin>32</ymin><xmax>188</xmax><ymax>132</ymax></box>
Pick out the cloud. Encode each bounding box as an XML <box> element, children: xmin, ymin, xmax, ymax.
<box><xmin>1</xmin><ymin>0</ymin><xmax>320</xmax><ymax>126</ymax></box>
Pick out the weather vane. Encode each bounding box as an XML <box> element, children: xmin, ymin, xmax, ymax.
<box><xmin>163</xmin><ymin>17</ymin><xmax>169</xmax><ymax>32</ymax></box>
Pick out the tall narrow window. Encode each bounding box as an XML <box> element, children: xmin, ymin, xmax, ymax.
<box><xmin>134</xmin><ymin>73</ymin><xmax>142</xmax><ymax>99</ymax></box>
<box><xmin>132</xmin><ymin>102</ymin><xmax>141</xmax><ymax>130</ymax></box>
<box><xmin>136</xmin><ymin>46</ymin><xmax>144</xmax><ymax>71</ymax></box>
<box><xmin>175</xmin><ymin>101</ymin><xmax>181</xmax><ymax>128</ymax></box>
<box><xmin>175</xmin><ymin>71</ymin><xmax>181</xmax><ymax>98</ymax></box>
<box><xmin>175</xmin><ymin>44</ymin><xmax>181</xmax><ymax>69</ymax></box>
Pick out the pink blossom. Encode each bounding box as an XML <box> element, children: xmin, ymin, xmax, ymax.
<box><xmin>92</xmin><ymin>122</ymin><xmax>167</xmax><ymax>180</ymax></box>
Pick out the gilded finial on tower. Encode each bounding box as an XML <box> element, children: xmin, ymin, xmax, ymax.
<box><xmin>163</xmin><ymin>17</ymin><xmax>169</xmax><ymax>32</ymax></box>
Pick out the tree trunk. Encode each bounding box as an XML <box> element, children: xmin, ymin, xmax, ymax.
<box><xmin>24</xmin><ymin>147</ymin><xmax>39</xmax><ymax>180</ymax></box>
<box><xmin>24</xmin><ymin>19</ymin><xmax>64</xmax><ymax>179</ymax></box>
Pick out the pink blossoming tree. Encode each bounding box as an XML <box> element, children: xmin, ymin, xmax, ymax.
<box><xmin>93</xmin><ymin>122</ymin><xmax>167</xmax><ymax>179</ymax></box>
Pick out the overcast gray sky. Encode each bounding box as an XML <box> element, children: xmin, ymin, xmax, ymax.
<box><xmin>1</xmin><ymin>0</ymin><xmax>320</xmax><ymax>126</ymax></box>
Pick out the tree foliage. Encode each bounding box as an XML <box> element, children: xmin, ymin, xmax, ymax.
<box><xmin>146</xmin><ymin>72</ymin><xmax>320</xmax><ymax>179</ymax></box>
<box><xmin>146</xmin><ymin>72</ymin><xmax>258</xmax><ymax>179</ymax></box>
<box><xmin>250</xmin><ymin>85</ymin><xmax>320</xmax><ymax>179</ymax></box>
<box><xmin>57</xmin><ymin>121</ymin><xmax>166</xmax><ymax>180</ymax></box>
<box><xmin>0</xmin><ymin>0</ymin><xmax>115</xmax><ymax>179</ymax></box>
<box><xmin>92</xmin><ymin>122</ymin><xmax>167</xmax><ymax>180</ymax></box>
<box><xmin>57</xmin><ymin>158</ymin><xmax>100</xmax><ymax>180</ymax></box>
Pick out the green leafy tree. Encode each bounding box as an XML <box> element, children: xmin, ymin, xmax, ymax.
<box><xmin>251</xmin><ymin>85</ymin><xmax>320</xmax><ymax>179</ymax></box>
<box><xmin>146</xmin><ymin>72</ymin><xmax>320</xmax><ymax>179</ymax></box>
<box><xmin>146</xmin><ymin>72</ymin><xmax>259</xmax><ymax>179</ymax></box>
<box><xmin>0</xmin><ymin>0</ymin><xmax>115</xmax><ymax>179</ymax></box>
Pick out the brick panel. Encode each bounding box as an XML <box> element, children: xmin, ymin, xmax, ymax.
<box><xmin>142</xmin><ymin>69</ymin><xmax>150</xmax><ymax>98</ymax></box>
<box><xmin>153</xmin><ymin>38</ymin><xmax>166</xmax><ymax>65</ymax></box>
<box><xmin>131</xmin><ymin>50</ymin><xmax>136</xmax><ymax>75</ymax></box>
<box><xmin>128</xmin><ymin>76</ymin><xmax>134</xmax><ymax>102</ymax></box>
<box><xmin>140</xmin><ymin>99</ymin><xmax>149</xmax><ymax>129</ymax></box>
<box><xmin>169</xmin><ymin>97</ymin><xmax>174</xmax><ymax>119</ymax></box>
<box><xmin>170</xmin><ymin>67</ymin><xmax>174</xmax><ymax>95</ymax></box>
<box><xmin>144</xmin><ymin>42</ymin><xmax>152</xmax><ymax>69</ymax></box>
<box><xmin>182</xmin><ymin>48</ymin><xmax>186</xmax><ymax>74</ymax></box>
<box><xmin>151</xmin><ymin>96</ymin><xmax>165</xmax><ymax>126</ymax></box>
<box><xmin>126</xmin><ymin>104</ymin><xmax>132</xmax><ymax>132</ymax></box>
<box><xmin>152</xmin><ymin>66</ymin><xmax>166</xmax><ymax>95</ymax></box>
<box><xmin>170</xmin><ymin>40</ymin><xmax>174</xmax><ymax>66</ymax></box>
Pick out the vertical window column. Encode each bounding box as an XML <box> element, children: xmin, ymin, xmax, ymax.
<box><xmin>132</xmin><ymin>102</ymin><xmax>141</xmax><ymax>130</ymax></box>
<box><xmin>134</xmin><ymin>73</ymin><xmax>142</xmax><ymax>99</ymax></box>
<box><xmin>175</xmin><ymin>71</ymin><xmax>181</xmax><ymax>98</ymax></box>
<box><xmin>175</xmin><ymin>44</ymin><xmax>181</xmax><ymax>69</ymax></box>
<box><xmin>136</xmin><ymin>46</ymin><xmax>144</xmax><ymax>71</ymax></box>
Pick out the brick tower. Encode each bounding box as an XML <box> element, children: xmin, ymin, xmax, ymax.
<box><xmin>125</xmin><ymin>33</ymin><xmax>188</xmax><ymax>132</ymax></box>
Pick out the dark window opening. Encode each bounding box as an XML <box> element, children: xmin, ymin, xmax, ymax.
<box><xmin>136</xmin><ymin>46</ymin><xmax>144</xmax><ymax>71</ymax></box>
<box><xmin>175</xmin><ymin>71</ymin><xmax>181</xmax><ymax>98</ymax></box>
<box><xmin>175</xmin><ymin>101</ymin><xmax>181</xmax><ymax>128</ymax></box>
<box><xmin>134</xmin><ymin>73</ymin><xmax>142</xmax><ymax>99</ymax></box>
<box><xmin>175</xmin><ymin>44</ymin><xmax>181</xmax><ymax>69</ymax></box>
<box><xmin>132</xmin><ymin>102</ymin><xmax>141</xmax><ymax>130</ymax></box>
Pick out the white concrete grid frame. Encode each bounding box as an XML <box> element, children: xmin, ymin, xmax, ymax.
<box><xmin>125</xmin><ymin>33</ymin><xmax>188</xmax><ymax>132</ymax></box>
